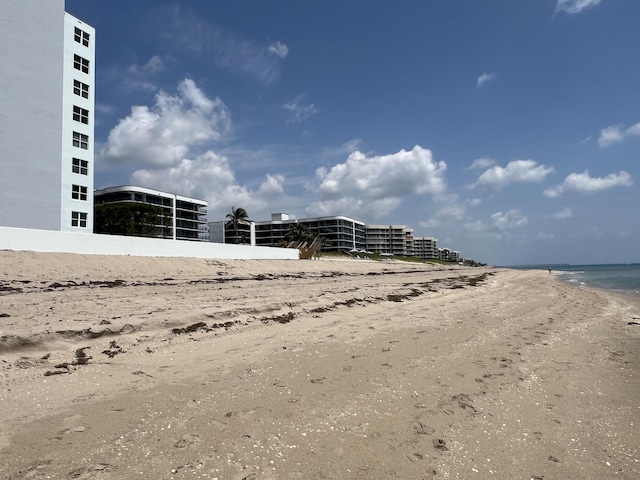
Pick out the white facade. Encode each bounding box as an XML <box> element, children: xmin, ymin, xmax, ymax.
<box><xmin>0</xmin><ymin>1</ymin><xmax>95</xmax><ymax>232</ymax></box>
<box><xmin>61</xmin><ymin>13</ymin><xmax>95</xmax><ymax>232</ymax></box>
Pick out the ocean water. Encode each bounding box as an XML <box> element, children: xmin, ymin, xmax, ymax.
<box><xmin>551</xmin><ymin>264</ymin><xmax>640</xmax><ymax>297</ymax></box>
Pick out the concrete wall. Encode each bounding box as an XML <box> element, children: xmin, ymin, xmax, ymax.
<box><xmin>0</xmin><ymin>227</ymin><xmax>299</xmax><ymax>260</ymax></box>
<box><xmin>0</xmin><ymin>0</ymin><xmax>66</xmax><ymax>230</ymax></box>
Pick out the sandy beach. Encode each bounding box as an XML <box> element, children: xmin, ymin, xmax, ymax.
<box><xmin>1</xmin><ymin>251</ymin><xmax>638</xmax><ymax>479</ymax></box>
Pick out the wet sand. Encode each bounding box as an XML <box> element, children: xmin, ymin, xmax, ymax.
<box><xmin>1</xmin><ymin>251</ymin><xmax>639</xmax><ymax>479</ymax></box>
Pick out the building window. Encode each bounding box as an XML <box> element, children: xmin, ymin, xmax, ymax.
<box><xmin>74</xmin><ymin>27</ymin><xmax>90</xmax><ymax>47</ymax></box>
<box><xmin>72</xmin><ymin>184</ymin><xmax>88</xmax><ymax>201</ymax></box>
<box><xmin>72</xmin><ymin>131</ymin><xmax>89</xmax><ymax>150</ymax></box>
<box><xmin>71</xmin><ymin>211</ymin><xmax>88</xmax><ymax>228</ymax></box>
<box><xmin>73</xmin><ymin>54</ymin><xmax>90</xmax><ymax>74</ymax></box>
<box><xmin>73</xmin><ymin>105</ymin><xmax>89</xmax><ymax>125</ymax></box>
<box><xmin>72</xmin><ymin>158</ymin><xmax>89</xmax><ymax>175</ymax></box>
<box><xmin>73</xmin><ymin>80</ymin><xmax>89</xmax><ymax>99</ymax></box>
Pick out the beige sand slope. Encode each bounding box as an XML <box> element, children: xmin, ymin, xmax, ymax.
<box><xmin>1</xmin><ymin>251</ymin><xmax>639</xmax><ymax>479</ymax></box>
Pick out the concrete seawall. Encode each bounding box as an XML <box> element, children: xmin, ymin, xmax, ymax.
<box><xmin>0</xmin><ymin>226</ymin><xmax>298</xmax><ymax>260</ymax></box>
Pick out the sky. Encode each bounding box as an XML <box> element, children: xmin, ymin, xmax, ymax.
<box><xmin>65</xmin><ymin>0</ymin><xmax>639</xmax><ymax>265</ymax></box>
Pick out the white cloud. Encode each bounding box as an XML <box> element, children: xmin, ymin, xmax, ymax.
<box><xmin>544</xmin><ymin>170</ymin><xmax>633</xmax><ymax>197</ymax></box>
<box><xmin>284</xmin><ymin>95</ymin><xmax>319</xmax><ymax>124</ymax></box>
<box><xmin>268</xmin><ymin>41</ymin><xmax>289</xmax><ymax>59</ymax></box>
<box><xmin>468</xmin><ymin>157</ymin><xmax>496</xmax><ymax>170</ymax></box>
<box><xmin>548</xmin><ymin>207</ymin><xmax>573</xmax><ymax>219</ymax></box>
<box><xmin>597</xmin><ymin>122</ymin><xmax>640</xmax><ymax>148</ymax></box>
<box><xmin>308</xmin><ymin>145</ymin><xmax>447</xmax><ymax>219</ymax></box>
<box><xmin>472</xmin><ymin>160</ymin><xmax>554</xmax><ymax>190</ymax></box>
<box><xmin>555</xmin><ymin>0</ymin><xmax>603</xmax><ymax>15</ymax></box>
<box><xmin>491</xmin><ymin>209</ymin><xmax>528</xmax><ymax>230</ymax></box>
<box><xmin>131</xmin><ymin>151</ymin><xmax>286</xmax><ymax>219</ymax></box>
<box><xmin>477</xmin><ymin>73</ymin><xmax>496</xmax><ymax>89</ymax></box>
<box><xmin>100</xmin><ymin>79</ymin><xmax>231</xmax><ymax>167</ymax></box>
<box><xmin>466</xmin><ymin>198</ymin><xmax>482</xmax><ymax>207</ymax></box>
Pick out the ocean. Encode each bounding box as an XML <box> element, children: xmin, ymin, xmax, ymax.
<box><xmin>550</xmin><ymin>264</ymin><xmax>640</xmax><ymax>297</ymax></box>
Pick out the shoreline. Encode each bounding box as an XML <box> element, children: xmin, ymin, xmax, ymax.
<box><xmin>1</xmin><ymin>252</ymin><xmax>639</xmax><ymax>479</ymax></box>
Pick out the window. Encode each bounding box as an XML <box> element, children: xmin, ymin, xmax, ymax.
<box><xmin>73</xmin><ymin>105</ymin><xmax>89</xmax><ymax>124</ymax></box>
<box><xmin>74</xmin><ymin>27</ymin><xmax>90</xmax><ymax>47</ymax></box>
<box><xmin>72</xmin><ymin>158</ymin><xmax>88</xmax><ymax>175</ymax></box>
<box><xmin>72</xmin><ymin>131</ymin><xmax>89</xmax><ymax>150</ymax></box>
<box><xmin>73</xmin><ymin>54</ymin><xmax>89</xmax><ymax>74</ymax></box>
<box><xmin>73</xmin><ymin>80</ymin><xmax>89</xmax><ymax>99</ymax></box>
<box><xmin>72</xmin><ymin>185</ymin><xmax>88</xmax><ymax>201</ymax></box>
<box><xmin>71</xmin><ymin>211</ymin><xmax>88</xmax><ymax>228</ymax></box>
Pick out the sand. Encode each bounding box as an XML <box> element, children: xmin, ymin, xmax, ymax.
<box><xmin>1</xmin><ymin>251</ymin><xmax>639</xmax><ymax>479</ymax></box>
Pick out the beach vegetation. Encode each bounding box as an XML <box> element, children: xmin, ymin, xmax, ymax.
<box><xmin>94</xmin><ymin>203</ymin><xmax>170</xmax><ymax>237</ymax></box>
<box><xmin>285</xmin><ymin>223</ymin><xmax>314</xmax><ymax>243</ymax></box>
<box><xmin>225</xmin><ymin>206</ymin><xmax>250</xmax><ymax>244</ymax></box>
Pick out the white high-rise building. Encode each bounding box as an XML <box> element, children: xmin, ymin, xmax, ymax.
<box><xmin>0</xmin><ymin>0</ymin><xmax>95</xmax><ymax>232</ymax></box>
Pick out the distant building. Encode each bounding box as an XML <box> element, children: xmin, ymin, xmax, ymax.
<box><xmin>412</xmin><ymin>236</ymin><xmax>438</xmax><ymax>260</ymax></box>
<box><xmin>254</xmin><ymin>213</ymin><xmax>366</xmax><ymax>252</ymax></box>
<box><xmin>438</xmin><ymin>248</ymin><xmax>460</xmax><ymax>262</ymax></box>
<box><xmin>1</xmin><ymin>1</ymin><xmax>95</xmax><ymax>232</ymax></box>
<box><xmin>364</xmin><ymin>225</ymin><xmax>414</xmax><ymax>256</ymax></box>
<box><xmin>94</xmin><ymin>186</ymin><xmax>208</xmax><ymax>241</ymax></box>
<box><xmin>208</xmin><ymin>220</ymin><xmax>256</xmax><ymax>245</ymax></box>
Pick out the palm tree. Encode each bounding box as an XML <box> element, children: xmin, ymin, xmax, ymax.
<box><xmin>285</xmin><ymin>223</ymin><xmax>314</xmax><ymax>244</ymax></box>
<box><xmin>226</xmin><ymin>206</ymin><xmax>249</xmax><ymax>244</ymax></box>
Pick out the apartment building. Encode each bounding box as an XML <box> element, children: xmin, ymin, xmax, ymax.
<box><xmin>94</xmin><ymin>186</ymin><xmax>208</xmax><ymax>241</ymax></box>
<box><xmin>364</xmin><ymin>224</ymin><xmax>414</xmax><ymax>256</ymax></box>
<box><xmin>1</xmin><ymin>1</ymin><xmax>95</xmax><ymax>232</ymax></box>
<box><xmin>412</xmin><ymin>236</ymin><xmax>438</xmax><ymax>260</ymax></box>
<box><xmin>438</xmin><ymin>248</ymin><xmax>460</xmax><ymax>262</ymax></box>
<box><xmin>254</xmin><ymin>213</ymin><xmax>367</xmax><ymax>252</ymax></box>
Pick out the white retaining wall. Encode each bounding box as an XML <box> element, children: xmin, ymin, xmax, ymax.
<box><xmin>0</xmin><ymin>227</ymin><xmax>298</xmax><ymax>260</ymax></box>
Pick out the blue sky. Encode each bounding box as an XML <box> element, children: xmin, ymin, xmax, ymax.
<box><xmin>65</xmin><ymin>0</ymin><xmax>639</xmax><ymax>265</ymax></box>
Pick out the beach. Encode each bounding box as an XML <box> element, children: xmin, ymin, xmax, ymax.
<box><xmin>1</xmin><ymin>251</ymin><xmax>639</xmax><ymax>479</ymax></box>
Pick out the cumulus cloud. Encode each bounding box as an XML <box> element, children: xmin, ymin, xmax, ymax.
<box><xmin>476</xmin><ymin>73</ymin><xmax>496</xmax><ymax>89</ymax></box>
<box><xmin>471</xmin><ymin>160</ymin><xmax>554</xmax><ymax>190</ymax></box>
<box><xmin>468</xmin><ymin>157</ymin><xmax>496</xmax><ymax>170</ymax></box>
<box><xmin>307</xmin><ymin>145</ymin><xmax>447</xmax><ymax>219</ymax></box>
<box><xmin>544</xmin><ymin>170</ymin><xmax>633</xmax><ymax>197</ymax></box>
<box><xmin>283</xmin><ymin>95</ymin><xmax>319</xmax><ymax>124</ymax></box>
<box><xmin>491</xmin><ymin>209</ymin><xmax>528</xmax><ymax>230</ymax></box>
<box><xmin>100</xmin><ymin>79</ymin><xmax>231</xmax><ymax>167</ymax></box>
<box><xmin>555</xmin><ymin>0</ymin><xmax>603</xmax><ymax>15</ymax></box>
<box><xmin>597</xmin><ymin>122</ymin><xmax>640</xmax><ymax>148</ymax></box>
<box><xmin>131</xmin><ymin>151</ymin><xmax>286</xmax><ymax>217</ymax></box>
